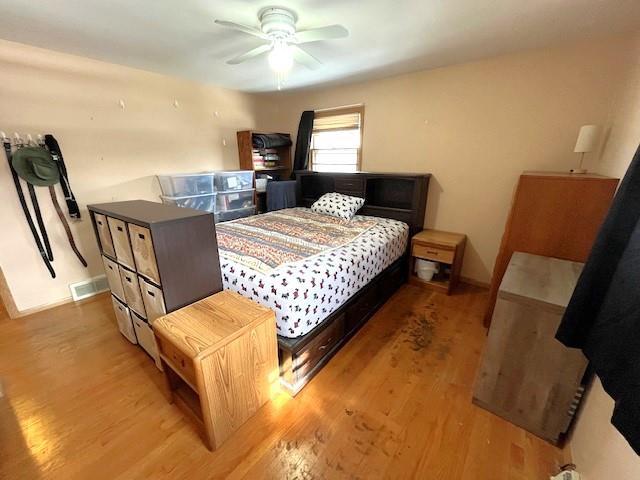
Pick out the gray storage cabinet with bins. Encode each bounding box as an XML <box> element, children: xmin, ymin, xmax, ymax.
<box><xmin>157</xmin><ymin>170</ymin><xmax>256</xmax><ymax>223</ymax></box>
<box><xmin>89</xmin><ymin>200</ymin><xmax>223</xmax><ymax>369</ymax></box>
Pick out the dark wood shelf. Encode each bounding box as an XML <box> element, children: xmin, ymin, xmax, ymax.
<box><xmin>237</xmin><ymin>130</ymin><xmax>293</xmax><ymax>181</ymax></box>
<box><xmin>254</xmin><ymin>165</ymin><xmax>289</xmax><ymax>172</ymax></box>
<box><xmin>365</xmin><ymin>205</ymin><xmax>413</xmax><ymax>213</ymax></box>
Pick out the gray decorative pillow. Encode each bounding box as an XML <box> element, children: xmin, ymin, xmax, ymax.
<box><xmin>311</xmin><ymin>192</ymin><xmax>365</xmax><ymax>220</ymax></box>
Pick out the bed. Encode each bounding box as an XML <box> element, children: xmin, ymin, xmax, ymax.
<box><xmin>219</xmin><ymin>171</ymin><xmax>430</xmax><ymax>394</ymax></box>
<box><xmin>217</xmin><ymin>208</ymin><xmax>409</xmax><ymax>338</ymax></box>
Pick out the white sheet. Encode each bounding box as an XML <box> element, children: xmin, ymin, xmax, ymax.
<box><xmin>219</xmin><ymin>210</ymin><xmax>408</xmax><ymax>338</ymax></box>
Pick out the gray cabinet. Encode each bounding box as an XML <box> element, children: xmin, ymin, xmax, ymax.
<box><xmin>473</xmin><ymin>252</ymin><xmax>588</xmax><ymax>444</ymax></box>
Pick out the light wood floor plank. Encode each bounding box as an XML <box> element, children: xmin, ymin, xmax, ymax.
<box><xmin>0</xmin><ymin>285</ymin><xmax>568</xmax><ymax>479</ymax></box>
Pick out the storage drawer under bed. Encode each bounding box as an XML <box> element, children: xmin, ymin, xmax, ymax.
<box><xmin>282</xmin><ymin>314</ymin><xmax>345</xmax><ymax>388</ymax></box>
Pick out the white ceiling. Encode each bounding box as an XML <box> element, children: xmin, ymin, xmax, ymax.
<box><xmin>1</xmin><ymin>0</ymin><xmax>639</xmax><ymax>92</ymax></box>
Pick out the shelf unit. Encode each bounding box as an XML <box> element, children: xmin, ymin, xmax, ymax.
<box><xmin>409</xmin><ymin>229</ymin><xmax>466</xmax><ymax>295</ymax></box>
<box><xmin>237</xmin><ymin>130</ymin><xmax>293</xmax><ymax>181</ymax></box>
<box><xmin>88</xmin><ymin>200</ymin><xmax>223</xmax><ymax>368</ymax></box>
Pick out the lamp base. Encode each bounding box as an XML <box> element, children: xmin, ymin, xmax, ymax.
<box><xmin>570</xmin><ymin>168</ymin><xmax>588</xmax><ymax>174</ymax></box>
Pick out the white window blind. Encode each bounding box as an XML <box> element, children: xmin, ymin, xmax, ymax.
<box><xmin>310</xmin><ymin>106</ymin><xmax>363</xmax><ymax>173</ymax></box>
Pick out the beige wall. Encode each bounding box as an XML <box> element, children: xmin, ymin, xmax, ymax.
<box><xmin>568</xmin><ymin>32</ymin><xmax>640</xmax><ymax>480</ymax></box>
<box><xmin>0</xmin><ymin>39</ymin><xmax>261</xmax><ymax>312</ymax></box>
<box><xmin>257</xmin><ymin>33</ymin><xmax>638</xmax><ymax>284</ymax></box>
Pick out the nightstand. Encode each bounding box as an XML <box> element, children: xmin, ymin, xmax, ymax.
<box><xmin>153</xmin><ymin>290</ymin><xmax>279</xmax><ymax>451</ymax></box>
<box><xmin>409</xmin><ymin>229</ymin><xmax>466</xmax><ymax>295</ymax></box>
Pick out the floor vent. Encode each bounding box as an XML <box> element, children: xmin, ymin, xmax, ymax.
<box><xmin>69</xmin><ymin>275</ymin><xmax>109</xmax><ymax>301</ymax></box>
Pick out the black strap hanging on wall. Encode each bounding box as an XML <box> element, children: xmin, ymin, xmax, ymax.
<box><xmin>2</xmin><ymin>140</ymin><xmax>56</xmax><ymax>278</ymax></box>
<box><xmin>27</xmin><ymin>182</ymin><xmax>54</xmax><ymax>261</ymax></box>
<box><xmin>44</xmin><ymin>134</ymin><xmax>80</xmax><ymax>219</ymax></box>
<box><xmin>48</xmin><ymin>185</ymin><xmax>87</xmax><ymax>267</ymax></box>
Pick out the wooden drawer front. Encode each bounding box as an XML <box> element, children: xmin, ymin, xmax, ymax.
<box><xmin>118</xmin><ymin>266</ymin><xmax>146</xmax><ymax>318</ymax></box>
<box><xmin>131</xmin><ymin>313</ymin><xmax>162</xmax><ymax>370</ymax></box>
<box><xmin>94</xmin><ymin>213</ymin><xmax>115</xmax><ymax>258</ymax></box>
<box><xmin>107</xmin><ymin>217</ymin><xmax>135</xmax><ymax>269</ymax></box>
<box><xmin>102</xmin><ymin>255</ymin><xmax>125</xmax><ymax>302</ymax></box>
<box><xmin>335</xmin><ymin>177</ymin><xmax>364</xmax><ymax>196</ymax></box>
<box><xmin>294</xmin><ymin>316</ymin><xmax>344</xmax><ymax>380</ymax></box>
<box><xmin>111</xmin><ymin>295</ymin><xmax>137</xmax><ymax>344</ymax></box>
<box><xmin>412</xmin><ymin>243</ymin><xmax>455</xmax><ymax>264</ymax></box>
<box><xmin>140</xmin><ymin>277</ymin><xmax>166</xmax><ymax>322</ymax></box>
<box><xmin>345</xmin><ymin>284</ymin><xmax>379</xmax><ymax>334</ymax></box>
<box><xmin>129</xmin><ymin>224</ymin><xmax>160</xmax><ymax>285</ymax></box>
<box><xmin>156</xmin><ymin>335</ymin><xmax>197</xmax><ymax>387</ymax></box>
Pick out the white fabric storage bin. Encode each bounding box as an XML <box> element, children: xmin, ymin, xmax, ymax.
<box><xmin>215</xmin><ymin>189</ymin><xmax>255</xmax><ymax>212</ymax></box>
<box><xmin>160</xmin><ymin>193</ymin><xmax>217</xmax><ymax>212</ymax></box>
<box><xmin>214</xmin><ymin>171</ymin><xmax>254</xmax><ymax>192</ymax></box>
<box><xmin>157</xmin><ymin>173</ymin><xmax>215</xmax><ymax>196</ymax></box>
<box><xmin>416</xmin><ymin>259</ymin><xmax>439</xmax><ymax>281</ymax></box>
<box><xmin>255</xmin><ymin>178</ymin><xmax>267</xmax><ymax>192</ymax></box>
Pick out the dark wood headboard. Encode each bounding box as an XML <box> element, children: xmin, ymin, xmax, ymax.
<box><xmin>295</xmin><ymin>171</ymin><xmax>430</xmax><ymax>236</ymax></box>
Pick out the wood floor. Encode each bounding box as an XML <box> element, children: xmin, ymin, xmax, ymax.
<box><xmin>0</xmin><ymin>284</ymin><xmax>568</xmax><ymax>479</ymax></box>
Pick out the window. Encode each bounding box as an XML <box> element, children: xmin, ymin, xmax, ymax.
<box><xmin>310</xmin><ymin>106</ymin><xmax>363</xmax><ymax>173</ymax></box>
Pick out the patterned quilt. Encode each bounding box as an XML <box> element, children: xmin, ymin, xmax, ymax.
<box><xmin>218</xmin><ymin>208</ymin><xmax>409</xmax><ymax>339</ymax></box>
<box><xmin>216</xmin><ymin>208</ymin><xmax>378</xmax><ymax>273</ymax></box>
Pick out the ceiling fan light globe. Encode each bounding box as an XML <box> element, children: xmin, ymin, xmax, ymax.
<box><xmin>268</xmin><ymin>44</ymin><xmax>293</xmax><ymax>73</ymax></box>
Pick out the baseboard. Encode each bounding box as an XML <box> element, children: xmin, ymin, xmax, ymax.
<box><xmin>3</xmin><ymin>290</ymin><xmax>110</xmax><ymax>319</ymax></box>
<box><xmin>460</xmin><ymin>276</ymin><xmax>490</xmax><ymax>289</ymax></box>
<box><xmin>15</xmin><ymin>296</ymin><xmax>75</xmax><ymax>318</ymax></box>
<box><xmin>0</xmin><ymin>267</ymin><xmax>19</xmax><ymax>319</ymax></box>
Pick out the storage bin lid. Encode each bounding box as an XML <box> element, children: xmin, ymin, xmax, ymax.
<box><xmin>160</xmin><ymin>192</ymin><xmax>217</xmax><ymax>200</ymax></box>
<box><xmin>153</xmin><ymin>291</ymin><xmax>273</xmax><ymax>360</ymax></box>
<box><xmin>157</xmin><ymin>172</ymin><xmax>215</xmax><ymax>178</ymax></box>
<box><xmin>498</xmin><ymin>252</ymin><xmax>583</xmax><ymax>312</ymax></box>
<box><xmin>216</xmin><ymin>187</ymin><xmax>255</xmax><ymax>195</ymax></box>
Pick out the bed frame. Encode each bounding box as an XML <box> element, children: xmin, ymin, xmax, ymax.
<box><xmin>278</xmin><ymin>171</ymin><xmax>430</xmax><ymax>394</ymax></box>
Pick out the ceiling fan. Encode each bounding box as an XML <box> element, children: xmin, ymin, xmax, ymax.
<box><xmin>215</xmin><ymin>7</ymin><xmax>348</xmax><ymax>74</ymax></box>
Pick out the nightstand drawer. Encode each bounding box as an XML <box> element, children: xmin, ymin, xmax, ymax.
<box><xmin>412</xmin><ymin>244</ymin><xmax>455</xmax><ymax>264</ymax></box>
<box><xmin>157</xmin><ymin>335</ymin><xmax>197</xmax><ymax>387</ymax></box>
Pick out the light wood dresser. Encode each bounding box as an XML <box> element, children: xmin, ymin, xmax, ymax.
<box><xmin>473</xmin><ymin>252</ymin><xmax>588</xmax><ymax>445</ymax></box>
<box><xmin>484</xmin><ymin>171</ymin><xmax>618</xmax><ymax>326</ymax></box>
<box><xmin>153</xmin><ymin>290</ymin><xmax>279</xmax><ymax>451</ymax></box>
<box><xmin>88</xmin><ymin>200</ymin><xmax>223</xmax><ymax>368</ymax></box>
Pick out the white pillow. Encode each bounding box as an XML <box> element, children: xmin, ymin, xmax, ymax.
<box><xmin>311</xmin><ymin>192</ymin><xmax>365</xmax><ymax>220</ymax></box>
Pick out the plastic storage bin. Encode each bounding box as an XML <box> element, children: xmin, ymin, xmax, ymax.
<box><xmin>215</xmin><ymin>189</ymin><xmax>255</xmax><ymax>212</ymax></box>
<box><xmin>157</xmin><ymin>173</ymin><xmax>215</xmax><ymax>197</ymax></box>
<box><xmin>214</xmin><ymin>206</ymin><xmax>256</xmax><ymax>223</ymax></box>
<box><xmin>160</xmin><ymin>193</ymin><xmax>216</xmax><ymax>212</ymax></box>
<box><xmin>214</xmin><ymin>171</ymin><xmax>254</xmax><ymax>192</ymax></box>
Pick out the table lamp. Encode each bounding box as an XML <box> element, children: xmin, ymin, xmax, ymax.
<box><xmin>571</xmin><ymin>124</ymin><xmax>600</xmax><ymax>174</ymax></box>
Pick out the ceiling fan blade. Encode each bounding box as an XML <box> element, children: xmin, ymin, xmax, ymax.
<box><xmin>226</xmin><ymin>44</ymin><xmax>271</xmax><ymax>65</ymax></box>
<box><xmin>292</xmin><ymin>46</ymin><xmax>322</xmax><ymax>70</ymax></box>
<box><xmin>294</xmin><ymin>25</ymin><xmax>349</xmax><ymax>44</ymax></box>
<box><xmin>214</xmin><ymin>20</ymin><xmax>270</xmax><ymax>40</ymax></box>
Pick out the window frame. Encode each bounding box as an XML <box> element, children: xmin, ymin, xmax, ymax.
<box><xmin>309</xmin><ymin>105</ymin><xmax>364</xmax><ymax>173</ymax></box>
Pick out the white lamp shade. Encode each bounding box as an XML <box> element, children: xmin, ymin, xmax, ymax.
<box><xmin>574</xmin><ymin>125</ymin><xmax>601</xmax><ymax>153</ymax></box>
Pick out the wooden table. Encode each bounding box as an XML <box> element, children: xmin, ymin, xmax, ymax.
<box><xmin>153</xmin><ymin>290</ymin><xmax>279</xmax><ymax>451</ymax></box>
<box><xmin>409</xmin><ymin>229</ymin><xmax>466</xmax><ymax>295</ymax></box>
